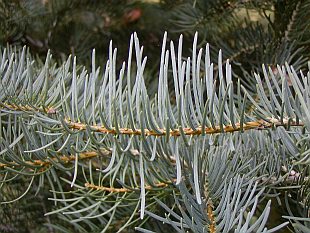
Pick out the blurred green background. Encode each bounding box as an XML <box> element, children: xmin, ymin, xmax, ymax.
<box><xmin>1</xmin><ymin>1</ymin><xmax>310</xmax><ymax>232</ymax></box>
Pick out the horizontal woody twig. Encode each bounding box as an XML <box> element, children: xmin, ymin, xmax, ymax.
<box><xmin>0</xmin><ymin>149</ymin><xmax>110</xmax><ymax>169</ymax></box>
<box><xmin>84</xmin><ymin>179</ymin><xmax>176</xmax><ymax>193</ymax></box>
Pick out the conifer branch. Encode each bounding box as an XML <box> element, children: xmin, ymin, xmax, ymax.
<box><xmin>207</xmin><ymin>199</ymin><xmax>216</xmax><ymax>233</ymax></box>
<box><xmin>284</xmin><ymin>1</ymin><xmax>301</xmax><ymax>41</ymax></box>
<box><xmin>85</xmin><ymin>179</ymin><xmax>176</xmax><ymax>193</ymax></box>
<box><xmin>65</xmin><ymin>118</ymin><xmax>304</xmax><ymax>136</ymax></box>
<box><xmin>0</xmin><ymin>103</ymin><xmax>57</xmax><ymax>114</ymax></box>
<box><xmin>224</xmin><ymin>44</ymin><xmax>260</xmax><ymax>63</ymax></box>
<box><xmin>0</xmin><ymin>149</ymin><xmax>110</xmax><ymax>169</ymax></box>
<box><xmin>0</xmin><ymin>102</ymin><xmax>304</xmax><ymax>136</ymax></box>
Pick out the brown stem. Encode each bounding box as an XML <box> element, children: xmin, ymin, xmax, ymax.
<box><xmin>207</xmin><ymin>199</ymin><xmax>216</xmax><ymax>233</ymax></box>
<box><xmin>0</xmin><ymin>149</ymin><xmax>110</xmax><ymax>169</ymax></box>
<box><xmin>1</xmin><ymin>103</ymin><xmax>57</xmax><ymax>114</ymax></box>
<box><xmin>65</xmin><ymin>118</ymin><xmax>303</xmax><ymax>137</ymax></box>
<box><xmin>85</xmin><ymin>179</ymin><xmax>176</xmax><ymax>193</ymax></box>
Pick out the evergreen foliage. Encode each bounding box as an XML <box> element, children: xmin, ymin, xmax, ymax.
<box><xmin>0</xmin><ymin>1</ymin><xmax>310</xmax><ymax>233</ymax></box>
<box><xmin>0</xmin><ymin>32</ymin><xmax>309</xmax><ymax>232</ymax></box>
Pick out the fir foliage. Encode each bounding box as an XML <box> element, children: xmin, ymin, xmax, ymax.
<box><xmin>1</xmin><ymin>1</ymin><xmax>310</xmax><ymax>233</ymax></box>
<box><xmin>0</xmin><ymin>32</ymin><xmax>310</xmax><ymax>232</ymax></box>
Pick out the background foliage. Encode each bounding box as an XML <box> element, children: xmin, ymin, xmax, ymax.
<box><xmin>0</xmin><ymin>0</ymin><xmax>310</xmax><ymax>232</ymax></box>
